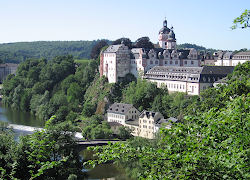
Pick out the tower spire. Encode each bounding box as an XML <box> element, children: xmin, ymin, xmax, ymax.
<box><xmin>163</xmin><ymin>18</ymin><xmax>167</xmax><ymax>27</ymax></box>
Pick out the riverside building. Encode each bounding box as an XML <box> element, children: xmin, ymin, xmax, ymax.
<box><xmin>107</xmin><ymin>103</ymin><xmax>178</xmax><ymax>139</ymax></box>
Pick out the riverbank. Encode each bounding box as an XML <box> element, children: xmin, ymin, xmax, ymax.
<box><xmin>0</xmin><ymin>102</ymin><xmax>131</xmax><ymax>180</ymax></box>
<box><xmin>0</xmin><ymin>102</ymin><xmax>45</xmax><ymax>127</ymax></box>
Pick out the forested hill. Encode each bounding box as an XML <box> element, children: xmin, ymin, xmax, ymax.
<box><xmin>0</xmin><ymin>40</ymin><xmax>217</xmax><ymax>63</ymax></box>
<box><xmin>0</xmin><ymin>40</ymin><xmax>110</xmax><ymax>63</ymax></box>
<box><xmin>177</xmin><ymin>43</ymin><xmax>218</xmax><ymax>52</ymax></box>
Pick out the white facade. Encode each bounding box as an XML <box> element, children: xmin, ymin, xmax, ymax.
<box><xmin>107</xmin><ymin>103</ymin><xmax>140</xmax><ymax>125</ymax></box>
<box><xmin>99</xmin><ymin>20</ymin><xmax>202</xmax><ymax>83</ymax></box>
<box><xmin>214</xmin><ymin>51</ymin><xmax>250</xmax><ymax>66</ymax></box>
<box><xmin>100</xmin><ymin>44</ymin><xmax>130</xmax><ymax>83</ymax></box>
<box><xmin>138</xmin><ymin>111</ymin><xmax>164</xmax><ymax>139</ymax></box>
<box><xmin>144</xmin><ymin>66</ymin><xmax>234</xmax><ymax>95</ymax></box>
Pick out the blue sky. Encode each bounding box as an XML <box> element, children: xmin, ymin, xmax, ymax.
<box><xmin>0</xmin><ymin>0</ymin><xmax>249</xmax><ymax>50</ymax></box>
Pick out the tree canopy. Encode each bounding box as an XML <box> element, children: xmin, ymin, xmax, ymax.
<box><xmin>0</xmin><ymin>41</ymin><xmax>107</xmax><ymax>63</ymax></box>
<box><xmin>86</xmin><ymin>62</ymin><xmax>250</xmax><ymax>179</ymax></box>
<box><xmin>134</xmin><ymin>37</ymin><xmax>154</xmax><ymax>49</ymax></box>
<box><xmin>2</xmin><ymin>55</ymin><xmax>98</xmax><ymax>123</ymax></box>
<box><xmin>0</xmin><ymin>117</ymin><xmax>84</xmax><ymax>179</ymax></box>
<box><xmin>232</xmin><ymin>9</ymin><xmax>250</xmax><ymax>29</ymax></box>
<box><xmin>90</xmin><ymin>40</ymin><xmax>109</xmax><ymax>59</ymax></box>
<box><xmin>112</xmin><ymin>38</ymin><xmax>132</xmax><ymax>49</ymax></box>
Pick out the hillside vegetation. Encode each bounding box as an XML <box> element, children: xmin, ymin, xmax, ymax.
<box><xmin>0</xmin><ymin>41</ymin><xmax>106</xmax><ymax>63</ymax></box>
<box><xmin>1</xmin><ymin>46</ymin><xmax>249</xmax><ymax>179</ymax></box>
<box><xmin>86</xmin><ymin>62</ymin><xmax>250</xmax><ymax>180</ymax></box>
<box><xmin>0</xmin><ymin>40</ymin><xmax>218</xmax><ymax>63</ymax></box>
<box><xmin>177</xmin><ymin>43</ymin><xmax>218</xmax><ymax>53</ymax></box>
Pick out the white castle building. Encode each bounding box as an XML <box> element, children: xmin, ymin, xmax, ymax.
<box><xmin>99</xmin><ymin>19</ymin><xmax>201</xmax><ymax>83</ymax></box>
<box><xmin>99</xmin><ymin>19</ymin><xmax>235</xmax><ymax>95</ymax></box>
<box><xmin>214</xmin><ymin>51</ymin><xmax>250</xmax><ymax>66</ymax></box>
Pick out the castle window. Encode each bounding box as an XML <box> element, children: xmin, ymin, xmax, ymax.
<box><xmin>175</xmin><ymin>61</ymin><xmax>178</xmax><ymax>64</ymax></box>
<box><xmin>191</xmin><ymin>61</ymin><xmax>194</xmax><ymax>65</ymax></box>
<box><xmin>166</xmin><ymin>55</ymin><xmax>168</xmax><ymax>58</ymax></box>
<box><xmin>184</xmin><ymin>61</ymin><xmax>187</xmax><ymax>64</ymax></box>
<box><xmin>156</xmin><ymin>61</ymin><xmax>158</xmax><ymax>64</ymax></box>
<box><xmin>150</xmin><ymin>61</ymin><xmax>153</xmax><ymax>64</ymax></box>
<box><xmin>170</xmin><ymin>61</ymin><xmax>173</xmax><ymax>64</ymax></box>
<box><xmin>165</xmin><ymin>61</ymin><xmax>168</xmax><ymax>64</ymax></box>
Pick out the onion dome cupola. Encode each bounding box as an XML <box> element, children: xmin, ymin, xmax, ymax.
<box><xmin>168</xmin><ymin>26</ymin><xmax>176</xmax><ymax>40</ymax></box>
<box><xmin>159</xmin><ymin>19</ymin><xmax>170</xmax><ymax>34</ymax></box>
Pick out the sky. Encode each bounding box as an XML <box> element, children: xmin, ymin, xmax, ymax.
<box><xmin>0</xmin><ymin>0</ymin><xmax>249</xmax><ymax>50</ymax></box>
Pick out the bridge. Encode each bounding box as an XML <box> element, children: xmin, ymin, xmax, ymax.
<box><xmin>4</xmin><ymin>123</ymin><xmax>125</xmax><ymax>146</ymax></box>
<box><xmin>76</xmin><ymin>139</ymin><xmax>124</xmax><ymax>149</ymax></box>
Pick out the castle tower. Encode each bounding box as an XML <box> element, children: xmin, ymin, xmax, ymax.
<box><xmin>158</xmin><ymin>19</ymin><xmax>176</xmax><ymax>50</ymax></box>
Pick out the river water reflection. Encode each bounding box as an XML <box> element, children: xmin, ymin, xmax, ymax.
<box><xmin>0</xmin><ymin>102</ymin><xmax>44</xmax><ymax>127</ymax></box>
<box><xmin>0</xmin><ymin>102</ymin><xmax>131</xmax><ymax>180</ymax></box>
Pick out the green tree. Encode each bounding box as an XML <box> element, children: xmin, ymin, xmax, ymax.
<box><xmin>112</xmin><ymin>38</ymin><xmax>132</xmax><ymax>49</ymax></box>
<box><xmin>81</xmin><ymin>115</ymin><xmax>113</xmax><ymax>140</ymax></box>
<box><xmin>118</xmin><ymin>126</ymin><xmax>132</xmax><ymax>140</ymax></box>
<box><xmin>82</xmin><ymin>102</ymin><xmax>96</xmax><ymax>117</ymax></box>
<box><xmin>90</xmin><ymin>40</ymin><xmax>108</xmax><ymax>59</ymax></box>
<box><xmin>134</xmin><ymin>37</ymin><xmax>154</xmax><ymax>49</ymax></box>
<box><xmin>67</xmin><ymin>82</ymin><xmax>82</xmax><ymax>104</ymax></box>
<box><xmin>0</xmin><ymin>117</ymin><xmax>84</xmax><ymax>179</ymax></box>
<box><xmin>122</xmin><ymin>79</ymin><xmax>162</xmax><ymax>111</ymax></box>
<box><xmin>231</xmin><ymin>9</ymin><xmax>250</xmax><ymax>29</ymax></box>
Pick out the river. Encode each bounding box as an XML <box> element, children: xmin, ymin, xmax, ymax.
<box><xmin>0</xmin><ymin>102</ymin><xmax>131</xmax><ymax>180</ymax></box>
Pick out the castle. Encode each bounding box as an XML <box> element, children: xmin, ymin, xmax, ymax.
<box><xmin>99</xmin><ymin>19</ymin><xmax>236</xmax><ymax>95</ymax></box>
<box><xmin>99</xmin><ymin>19</ymin><xmax>201</xmax><ymax>83</ymax></box>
